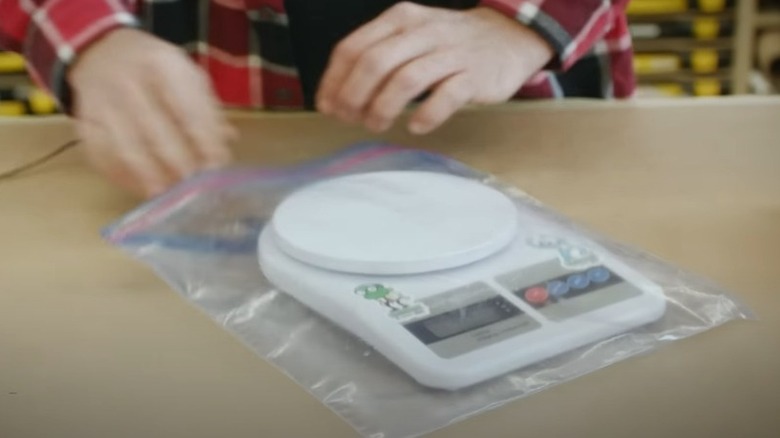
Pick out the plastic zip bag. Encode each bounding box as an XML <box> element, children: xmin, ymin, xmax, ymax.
<box><xmin>104</xmin><ymin>143</ymin><xmax>753</xmax><ymax>438</ymax></box>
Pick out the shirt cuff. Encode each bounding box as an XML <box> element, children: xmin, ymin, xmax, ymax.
<box><xmin>23</xmin><ymin>0</ymin><xmax>140</xmax><ymax>113</ymax></box>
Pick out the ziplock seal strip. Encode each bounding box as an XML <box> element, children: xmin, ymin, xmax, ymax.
<box><xmin>102</xmin><ymin>142</ymin><xmax>422</xmax><ymax>246</ymax></box>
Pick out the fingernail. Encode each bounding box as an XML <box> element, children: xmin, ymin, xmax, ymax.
<box><xmin>409</xmin><ymin>121</ymin><xmax>427</xmax><ymax>135</ymax></box>
<box><xmin>205</xmin><ymin>159</ymin><xmax>228</xmax><ymax>171</ymax></box>
<box><xmin>318</xmin><ymin>98</ymin><xmax>332</xmax><ymax>114</ymax></box>
<box><xmin>204</xmin><ymin>159</ymin><xmax>227</xmax><ymax>170</ymax></box>
<box><xmin>341</xmin><ymin>109</ymin><xmax>360</xmax><ymax>124</ymax></box>
<box><xmin>227</xmin><ymin>127</ymin><xmax>240</xmax><ymax>142</ymax></box>
<box><xmin>146</xmin><ymin>184</ymin><xmax>165</xmax><ymax>198</ymax></box>
<box><xmin>367</xmin><ymin>118</ymin><xmax>390</xmax><ymax>133</ymax></box>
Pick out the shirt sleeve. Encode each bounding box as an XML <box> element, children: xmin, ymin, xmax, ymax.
<box><xmin>478</xmin><ymin>0</ymin><xmax>630</xmax><ymax>71</ymax></box>
<box><xmin>0</xmin><ymin>0</ymin><xmax>140</xmax><ymax>112</ymax></box>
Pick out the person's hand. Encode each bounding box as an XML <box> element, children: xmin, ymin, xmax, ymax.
<box><xmin>316</xmin><ymin>3</ymin><xmax>554</xmax><ymax>135</ymax></box>
<box><xmin>68</xmin><ymin>28</ymin><xmax>236</xmax><ymax>198</ymax></box>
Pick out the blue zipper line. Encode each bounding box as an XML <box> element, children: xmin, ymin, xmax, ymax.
<box><xmin>116</xmin><ymin>215</ymin><xmax>267</xmax><ymax>254</ymax></box>
<box><xmin>118</xmin><ymin>233</ymin><xmax>261</xmax><ymax>254</ymax></box>
<box><xmin>105</xmin><ymin>146</ymin><xmax>471</xmax><ymax>256</ymax></box>
<box><xmin>103</xmin><ymin>142</ymin><xmax>397</xmax><ymax>238</ymax></box>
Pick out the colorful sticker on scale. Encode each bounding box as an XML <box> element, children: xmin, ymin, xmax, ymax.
<box><xmin>527</xmin><ymin>234</ymin><xmax>601</xmax><ymax>270</ymax></box>
<box><xmin>354</xmin><ymin>284</ymin><xmax>430</xmax><ymax>322</ymax></box>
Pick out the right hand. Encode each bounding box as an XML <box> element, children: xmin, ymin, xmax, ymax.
<box><xmin>68</xmin><ymin>28</ymin><xmax>236</xmax><ymax>198</ymax></box>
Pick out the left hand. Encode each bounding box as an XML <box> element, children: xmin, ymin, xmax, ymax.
<box><xmin>316</xmin><ymin>2</ymin><xmax>554</xmax><ymax>135</ymax></box>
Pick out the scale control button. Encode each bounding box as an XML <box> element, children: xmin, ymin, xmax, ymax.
<box><xmin>587</xmin><ymin>266</ymin><xmax>611</xmax><ymax>283</ymax></box>
<box><xmin>524</xmin><ymin>286</ymin><xmax>549</xmax><ymax>305</ymax></box>
<box><xmin>547</xmin><ymin>280</ymin><xmax>570</xmax><ymax>298</ymax></box>
<box><xmin>567</xmin><ymin>273</ymin><xmax>590</xmax><ymax>290</ymax></box>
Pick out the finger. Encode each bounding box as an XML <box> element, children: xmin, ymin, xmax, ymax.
<box><xmin>364</xmin><ymin>50</ymin><xmax>465</xmax><ymax>132</ymax></box>
<box><xmin>77</xmin><ymin>121</ymin><xmax>138</xmax><ymax>195</ymax></box>
<box><xmin>155</xmin><ymin>62</ymin><xmax>232</xmax><ymax>167</ymax></box>
<box><xmin>102</xmin><ymin>107</ymin><xmax>173</xmax><ymax>196</ymax></box>
<box><xmin>330</xmin><ymin>28</ymin><xmax>440</xmax><ymax>123</ymax></box>
<box><xmin>222</xmin><ymin>122</ymin><xmax>240</xmax><ymax>144</ymax></box>
<box><xmin>77</xmin><ymin>118</ymin><xmax>165</xmax><ymax>197</ymax></box>
<box><xmin>316</xmin><ymin>2</ymin><xmax>428</xmax><ymax>112</ymax></box>
<box><xmin>121</xmin><ymin>82</ymin><xmax>198</xmax><ymax>180</ymax></box>
<box><xmin>408</xmin><ymin>73</ymin><xmax>473</xmax><ymax>135</ymax></box>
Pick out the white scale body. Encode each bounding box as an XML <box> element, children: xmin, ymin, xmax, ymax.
<box><xmin>258</xmin><ymin>171</ymin><xmax>667</xmax><ymax>390</ymax></box>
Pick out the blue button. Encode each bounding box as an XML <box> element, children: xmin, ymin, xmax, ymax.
<box><xmin>587</xmin><ymin>267</ymin><xmax>611</xmax><ymax>283</ymax></box>
<box><xmin>547</xmin><ymin>280</ymin><xmax>570</xmax><ymax>298</ymax></box>
<box><xmin>567</xmin><ymin>273</ymin><xmax>590</xmax><ymax>289</ymax></box>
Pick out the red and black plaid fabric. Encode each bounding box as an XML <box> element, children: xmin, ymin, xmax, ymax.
<box><xmin>0</xmin><ymin>0</ymin><xmax>635</xmax><ymax>112</ymax></box>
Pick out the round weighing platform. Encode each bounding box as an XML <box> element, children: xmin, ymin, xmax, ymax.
<box><xmin>268</xmin><ymin>171</ymin><xmax>519</xmax><ymax>275</ymax></box>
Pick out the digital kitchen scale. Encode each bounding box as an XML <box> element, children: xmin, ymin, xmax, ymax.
<box><xmin>258</xmin><ymin>171</ymin><xmax>667</xmax><ymax>390</ymax></box>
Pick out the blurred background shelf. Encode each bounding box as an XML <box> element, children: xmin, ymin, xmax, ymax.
<box><xmin>0</xmin><ymin>73</ymin><xmax>33</xmax><ymax>88</ymax></box>
<box><xmin>0</xmin><ymin>51</ymin><xmax>58</xmax><ymax>116</ymax></box>
<box><xmin>626</xmin><ymin>0</ymin><xmax>737</xmax><ymax>15</ymax></box>
<box><xmin>756</xmin><ymin>11</ymin><xmax>780</xmax><ymax>27</ymax></box>
<box><xmin>628</xmin><ymin>0</ymin><xmax>780</xmax><ymax>96</ymax></box>
<box><xmin>633</xmin><ymin>38</ymin><xmax>735</xmax><ymax>50</ymax></box>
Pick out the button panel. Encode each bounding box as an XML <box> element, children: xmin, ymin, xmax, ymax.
<box><xmin>515</xmin><ymin>266</ymin><xmax>622</xmax><ymax>308</ymax></box>
<box><xmin>496</xmin><ymin>261</ymin><xmax>643</xmax><ymax>321</ymax></box>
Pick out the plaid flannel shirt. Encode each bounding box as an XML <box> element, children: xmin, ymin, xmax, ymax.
<box><xmin>0</xmin><ymin>0</ymin><xmax>635</xmax><ymax>112</ymax></box>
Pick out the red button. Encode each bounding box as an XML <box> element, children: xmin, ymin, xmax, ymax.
<box><xmin>524</xmin><ymin>286</ymin><xmax>549</xmax><ymax>305</ymax></box>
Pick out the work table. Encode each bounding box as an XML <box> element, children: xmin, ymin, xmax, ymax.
<box><xmin>1</xmin><ymin>97</ymin><xmax>779</xmax><ymax>438</ymax></box>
